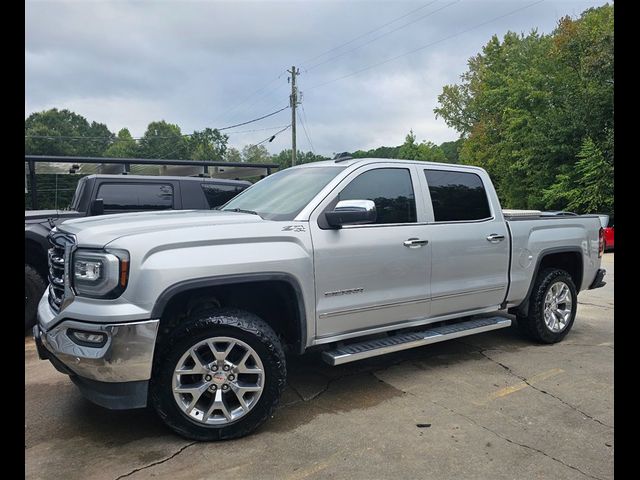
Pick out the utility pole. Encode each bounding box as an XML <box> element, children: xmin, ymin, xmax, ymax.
<box><xmin>288</xmin><ymin>65</ymin><xmax>299</xmax><ymax>166</ymax></box>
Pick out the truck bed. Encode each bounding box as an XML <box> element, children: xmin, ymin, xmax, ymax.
<box><xmin>505</xmin><ymin>214</ymin><xmax>602</xmax><ymax>307</ymax></box>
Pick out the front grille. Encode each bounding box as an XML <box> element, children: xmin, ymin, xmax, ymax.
<box><xmin>47</xmin><ymin>230</ymin><xmax>75</xmax><ymax>312</ymax></box>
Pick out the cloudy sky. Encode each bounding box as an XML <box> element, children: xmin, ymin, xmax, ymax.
<box><xmin>26</xmin><ymin>0</ymin><xmax>608</xmax><ymax>156</ymax></box>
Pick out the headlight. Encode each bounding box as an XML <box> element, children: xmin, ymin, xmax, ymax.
<box><xmin>72</xmin><ymin>249</ymin><xmax>130</xmax><ymax>298</ymax></box>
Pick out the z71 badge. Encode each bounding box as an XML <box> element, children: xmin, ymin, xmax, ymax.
<box><xmin>282</xmin><ymin>225</ymin><xmax>306</xmax><ymax>232</ymax></box>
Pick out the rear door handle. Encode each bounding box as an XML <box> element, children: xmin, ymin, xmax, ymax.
<box><xmin>403</xmin><ymin>238</ymin><xmax>429</xmax><ymax>248</ymax></box>
<box><xmin>486</xmin><ymin>234</ymin><xmax>505</xmax><ymax>243</ymax></box>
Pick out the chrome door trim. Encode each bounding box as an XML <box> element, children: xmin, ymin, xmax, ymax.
<box><xmin>431</xmin><ymin>285</ymin><xmax>506</xmax><ymax>301</ymax></box>
<box><xmin>318</xmin><ymin>297</ymin><xmax>430</xmax><ymax>319</ymax></box>
<box><xmin>319</xmin><ymin>285</ymin><xmax>506</xmax><ymax>319</ymax></box>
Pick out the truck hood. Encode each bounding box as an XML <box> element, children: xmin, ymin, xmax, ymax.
<box><xmin>58</xmin><ymin>209</ymin><xmax>265</xmax><ymax>247</ymax></box>
<box><xmin>25</xmin><ymin>209</ymin><xmax>82</xmax><ymax>224</ymax></box>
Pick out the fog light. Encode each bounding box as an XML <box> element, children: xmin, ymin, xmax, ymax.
<box><xmin>67</xmin><ymin>329</ymin><xmax>107</xmax><ymax>347</ymax></box>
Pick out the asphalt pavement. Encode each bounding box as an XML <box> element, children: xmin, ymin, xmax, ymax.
<box><xmin>25</xmin><ymin>253</ymin><xmax>614</xmax><ymax>480</ymax></box>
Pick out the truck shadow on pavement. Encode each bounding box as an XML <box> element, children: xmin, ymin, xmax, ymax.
<box><xmin>30</xmin><ymin>323</ymin><xmax>539</xmax><ymax>445</ymax></box>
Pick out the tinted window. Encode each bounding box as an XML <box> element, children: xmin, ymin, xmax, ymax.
<box><xmin>425</xmin><ymin>170</ymin><xmax>491</xmax><ymax>222</ymax></box>
<box><xmin>97</xmin><ymin>183</ymin><xmax>173</xmax><ymax>211</ymax></box>
<box><xmin>339</xmin><ymin>168</ymin><xmax>416</xmax><ymax>224</ymax></box>
<box><xmin>202</xmin><ymin>183</ymin><xmax>245</xmax><ymax>209</ymax></box>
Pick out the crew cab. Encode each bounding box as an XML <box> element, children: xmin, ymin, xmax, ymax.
<box><xmin>33</xmin><ymin>158</ymin><xmax>606</xmax><ymax>441</ymax></box>
<box><xmin>25</xmin><ymin>174</ymin><xmax>250</xmax><ymax>328</ymax></box>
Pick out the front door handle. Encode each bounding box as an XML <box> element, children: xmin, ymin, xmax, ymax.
<box><xmin>403</xmin><ymin>238</ymin><xmax>429</xmax><ymax>248</ymax></box>
<box><xmin>486</xmin><ymin>234</ymin><xmax>505</xmax><ymax>243</ymax></box>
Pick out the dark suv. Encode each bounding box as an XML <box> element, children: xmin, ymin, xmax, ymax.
<box><xmin>25</xmin><ymin>174</ymin><xmax>251</xmax><ymax>328</ymax></box>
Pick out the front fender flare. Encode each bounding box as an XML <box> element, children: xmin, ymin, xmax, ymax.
<box><xmin>150</xmin><ymin>272</ymin><xmax>308</xmax><ymax>354</ymax></box>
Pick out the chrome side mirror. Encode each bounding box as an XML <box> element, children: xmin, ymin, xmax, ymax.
<box><xmin>325</xmin><ymin>199</ymin><xmax>376</xmax><ymax>228</ymax></box>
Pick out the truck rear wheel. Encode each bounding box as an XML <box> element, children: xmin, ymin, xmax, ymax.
<box><xmin>517</xmin><ymin>268</ymin><xmax>577</xmax><ymax>344</ymax></box>
<box><xmin>25</xmin><ymin>264</ymin><xmax>46</xmax><ymax>330</ymax></box>
<box><xmin>149</xmin><ymin>308</ymin><xmax>286</xmax><ymax>441</ymax></box>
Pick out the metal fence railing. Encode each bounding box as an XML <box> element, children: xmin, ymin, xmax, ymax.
<box><xmin>25</xmin><ymin>155</ymin><xmax>279</xmax><ymax>210</ymax></box>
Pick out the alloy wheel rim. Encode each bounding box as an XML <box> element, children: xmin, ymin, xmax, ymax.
<box><xmin>172</xmin><ymin>336</ymin><xmax>264</xmax><ymax>425</ymax></box>
<box><xmin>543</xmin><ymin>281</ymin><xmax>573</xmax><ymax>333</ymax></box>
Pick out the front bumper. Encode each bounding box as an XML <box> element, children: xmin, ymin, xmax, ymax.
<box><xmin>589</xmin><ymin>268</ymin><xmax>607</xmax><ymax>290</ymax></box>
<box><xmin>35</xmin><ymin>291</ymin><xmax>160</xmax><ymax>409</ymax></box>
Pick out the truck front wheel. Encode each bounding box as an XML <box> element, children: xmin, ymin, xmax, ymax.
<box><xmin>149</xmin><ymin>308</ymin><xmax>286</xmax><ymax>441</ymax></box>
<box><xmin>517</xmin><ymin>268</ymin><xmax>577</xmax><ymax>344</ymax></box>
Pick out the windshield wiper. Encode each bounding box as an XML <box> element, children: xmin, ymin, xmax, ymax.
<box><xmin>224</xmin><ymin>208</ymin><xmax>262</xmax><ymax>217</ymax></box>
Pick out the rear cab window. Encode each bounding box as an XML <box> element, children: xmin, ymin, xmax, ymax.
<box><xmin>424</xmin><ymin>169</ymin><xmax>491</xmax><ymax>222</ymax></box>
<box><xmin>97</xmin><ymin>183</ymin><xmax>174</xmax><ymax>213</ymax></box>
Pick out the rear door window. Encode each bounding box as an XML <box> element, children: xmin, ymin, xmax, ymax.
<box><xmin>201</xmin><ymin>183</ymin><xmax>246</xmax><ymax>209</ymax></box>
<box><xmin>424</xmin><ymin>170</ymin><xmax>491</xmax><ymax>222</ymax></box>
<box><xmin>97</xmin><ymin>183</ymin><xmax>174</xmax><ymax>212</ymax></box>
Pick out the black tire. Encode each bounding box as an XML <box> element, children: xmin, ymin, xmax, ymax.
<box><xmin>25</xmin><ymin>264</ymin><xmax>46</xmax><ymax>330</ymax></box>
<box><xmin>517</xmin><ymin>268</ymin><xmax>577</xmax><ymax>344</ymax></box>
<box><xmin>149</xmin><ymin>308</ymin><xmax>286</xmax><ymax>441</ymax></box>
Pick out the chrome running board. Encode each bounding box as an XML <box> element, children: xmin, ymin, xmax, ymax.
<box><xmin>321</xmin><ymin>316</ymin><xmax>512</xmax><ymax>366</ymax></box>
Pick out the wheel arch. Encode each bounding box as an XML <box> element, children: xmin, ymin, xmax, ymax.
<box><xmin>513</xmin><ymin>247</ymin><xmax>583</xmax><ymax>316</ymax></box>
<box><xmin>151</xmin><ymin>273</ymin><xmax>308</xmax><ymax>355</ymax></box>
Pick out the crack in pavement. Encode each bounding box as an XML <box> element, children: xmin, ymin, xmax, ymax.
<box><xmin>578</xmin><ymin>301</ymin><xmax>614</xmax><ymax>309</ymax></box>
<box><xmin>114</xmin><ymin>441</ymin><xmax>198</xmax><ymax>480</ymax></box>
<box><xmin>370</xmin><ymin>365</ymin><xmax>608</xmax><ymax>480</ymax></box>
<box><xmin>431</xmin><ymin>400</ymin><xmax>606</xmax><ymax>480</ymax></box>
<box><xmin>563</xmin><ymin>343</ymin><xmax>614</xmax><ymax>349</ymax></box>
<box><xmin>460</xmin><ymin>343</ymin><xmax>613</xmax><ymax>429</ymax></box>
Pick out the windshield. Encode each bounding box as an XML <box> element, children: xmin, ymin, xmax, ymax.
<box><xmin>222</xmin><ymin>166</ymin><xmax>345</xmax><ymax>220</ymax></box>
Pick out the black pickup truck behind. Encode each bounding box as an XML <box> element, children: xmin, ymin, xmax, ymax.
<box><xmin>25</xmin><ymin>174</ymin><xmax>250</xmax><ymax>328</ymax></box>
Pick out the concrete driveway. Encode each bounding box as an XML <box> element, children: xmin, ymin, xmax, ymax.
<box><xmin>25</xmin><ymin>254</ymin><xmax>614</xmax><ymax>480</ymax></box>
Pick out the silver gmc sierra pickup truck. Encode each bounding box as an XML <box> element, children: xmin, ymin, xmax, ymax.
<box><xmin>34</xmin><ymin>158</ymin><xmax>606</xmax><ymax>441</ymax></box>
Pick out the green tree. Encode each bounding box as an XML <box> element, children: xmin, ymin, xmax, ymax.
<box><xmin>398</xmin><ymin>130</ymin><xmax>447</xmax><ymax>162</ymax></box>
<box><xmin>542</xmin><ymin>137</ymin><xmax>613</xmax><ymax>214</ymax></box>
<box><xmin>189</xmin><ymin>128</ymin><xmax>228</xmax><ymax>161</ymax></box>
<box><xmin>434</xmin><ymin>4</ymin><xmax>613</xmax><ymax>210</ymax></box>
<box><xmin>25</xmin><ymin>108</ymin><xmax>114</xmax><ymax>157</ymax></box>
<box><xmin>139</xmin><ymin>121</ymin><xmax>189</xmax><ymax>159</ymax></box>
<box><xmin>439</xmin><ymin>138</ymin><xmax>464</xmax><ymax>164</ymax></box>
<box><xmin>103</xmin><ymin>128</ymin><xmax>139</xmax><ymax>158</ymax></box>
<box><xmin>271</xmin><ymin>149</ymin><xmax>328</xmax><ymax>169</ymax></box>
<box><xmin>241</xmin><ymin>144</ymin><xmax>271</xmax><ymax>163</ymax></box>
<box><xmin>223</xmin><ymin>147</ymin><xmax>242</xmax><ymax>163</ymax></box>
<box><xmin>350</xmin><ymin>145</ymin><xmax>401</xmax><ymax>159</ymax></box>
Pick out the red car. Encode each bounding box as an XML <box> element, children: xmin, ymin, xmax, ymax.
<box><xmin>598</xmin><ymin>215</ymin><xmax>614</xmax><ymax>251</ymax></box>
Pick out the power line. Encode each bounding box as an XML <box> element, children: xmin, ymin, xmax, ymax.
<box><xmin>308</xmin><ymin>0</ymin><xmax>545</xmax><ymax>91</ymax></box>
<box><xmin>298</xmin><ymin>107</ymin><xmax>316</xmax><ymax>154</ymax></box>
<box><xmin>252</xmin><ymin>124</ymin><xmax>291</xmax><ymax>147</ymax></box>
<box><xmin>305</xmin><ymin>0</ymin><xmax>458</xmax><ymax>72</ymax></box>
<box><xmin>299</xmin><ymin>1</ymin><xmax>439</xmax><ymax>67</ymax></box>
<box><xmin>226</xmin><ymin>124</ymin><xmax>291</xmax><ymax>135</ymax></box>
<box><xmin>218</xmin><ymin>105</ymin><xmax>289</xmax><ymax>131</ymax></box>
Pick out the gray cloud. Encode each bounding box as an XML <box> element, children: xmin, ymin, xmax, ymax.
<box><xmin>26</xmin><ymin>0</ymin><xmax>607</xmax><ymax>156</ymax></box>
